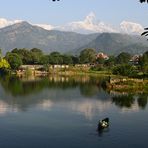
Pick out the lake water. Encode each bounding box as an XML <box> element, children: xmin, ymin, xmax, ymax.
<box><xmin>0</xmin><ymin>75</ymin><xmax>147</xmax><ymax>148</ymax></box>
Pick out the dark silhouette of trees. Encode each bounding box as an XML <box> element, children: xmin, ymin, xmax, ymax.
<box><xmin>140</xmin><ymin>1</ymin><xmax>148</xmax><ymax>38</ymax></box>
<box><xmin>140</xmin><ymin>0</ymin><xmax>148</xmax><ymax>3</ymax></box>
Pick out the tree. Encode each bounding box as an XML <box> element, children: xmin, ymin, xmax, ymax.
<box><xmin>5</xmin><ymin>53</ymin><xmax>22</xmax><ymax>70</ymax></box>
<box><xmin>96</xmin><ymin>57</ymin><xmax>105</xmax><ymax>65</ymax></box>
<box><xmin>15</xmin><ymin>49</ymin><xmax>32</xmax><ymax>64</ymax></box>
<box><xmin>62</xmin><ymin>55</ymin><xmax>73</xmax><ymax>65</ymax></box>
<box><xmin>112</xmin><ymin>64</ymin><xmax>136</xmax><ymax>76</ymax></box>
<box><xmin>140</xmin><ymin>0</ymin><xmax>148</xmax><ymax>3</ymax></box>
<box><xmin>139</xmin><ymin>51</ymin><xmax>148</xmax><ymax>73</ymax></box>
<box><xmin>30</xmin><ymin>48</ymin><xmax>43</xmax><ymax>64</ymax></box>
<box><xmin>49</xmin><ymin>52</ymin><xmax>63</xmax><ymax>64</ymax></box>
<box><xmin>79</xmin><ymin>48</ymin><xmax>96</xmax><ymax>64</ymax></box>
<box><xmin>0</xmin><ymin>49</ymin><xmax>2</xmax><ymax>60</ymax></box>
<box><xmin>0</xmin><ymin>58</ymin><xmax>10</xmax><ymax>74</ymax></box>
<box><xmin>104</xmin><ymin>56</ymin><xmax>116</xmax><ymax>67</ymax></box>
<box><xmin>40</xmin><ymin>55</ymin><xmax>49</xmax><ymax>65</ymax></box>
<box><xmin>0</xmin><ymin>58</ymin><xmax>10</xmax><ymax>69</ymax></box>
<box><xmin>71</xmin><ymin>56</ymin><xmax>79</xmax><ymax>64</ymax></box>
<box><xmin>116</xmin><ymin>52</ymin><xmax>131</xmax><ymax>64</ymax></box>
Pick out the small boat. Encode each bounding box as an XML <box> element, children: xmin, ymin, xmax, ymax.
<box><xmin>98</xmin><ymin>118</ymin><xmax>109</xmax><ymax>130</ymax></box>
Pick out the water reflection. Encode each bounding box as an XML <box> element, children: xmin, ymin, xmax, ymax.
<box><xmin>137</xmin><ymin>94</ymin><xmax>148</xmax><ymax>109</ymax></box>
<box><xmin>0</xmin><ymin>75</ymin><xmax>147</xmax><ymax>117</ymax></box>
<box><xmin>111</xmin><ymin>93</ymin><xmax>148</xmax><ymax>111</ymax></box>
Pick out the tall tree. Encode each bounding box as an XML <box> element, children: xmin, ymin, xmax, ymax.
<box><xmin>5</xmin><ymin>53</ymin><xmax>22</xmax><ymax>70</ymax></box>
<box><xmin>116</xmin><ymin>52</ymin><xmax>131</xmax><ymax>64</ymax></box>
<box><xmin>79</xmin><ymin>48</ymin><xmax>96</xmax><ymax>64</ymax></box>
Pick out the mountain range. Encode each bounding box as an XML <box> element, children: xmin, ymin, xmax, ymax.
<box><xmin>0</xmin><ymin>12</ymin><xmax>145</xmax><ymax>34</ymax></box>
<box><xmin>0</xmin><ymin>21</ymin><xmax>148</xmax><ymax>55</ymax></box>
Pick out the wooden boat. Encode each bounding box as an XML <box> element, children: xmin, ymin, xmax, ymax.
<box><xmin>98</xmin><ymin>118</ymin><xmax>109</xmax><ymax>130</ymax></box>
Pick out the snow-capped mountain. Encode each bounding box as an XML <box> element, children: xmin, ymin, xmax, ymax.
<box><xmin>120</xmin><ymin>21</ymin><xmax>144</xmax><ymax>35</ymax></box>
<box><xmin>55</xmin><ymin>12</ymin><xmax>118</xmax><ymax>34</ymax></box>
<box><xmin>0</xmin><ymin>12</ymin><xmax>144</xmax><ymax>35</ymax></box>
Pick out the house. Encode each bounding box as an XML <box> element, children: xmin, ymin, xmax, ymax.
<box><xmin>96</xmin><ymin>52</ymin><xmax>109</xmax><ymax>60</ymax></box>
<box><xmin>129</xmin><ymin>55</ymin><xmax>140</xmax><ymax>65</ymax></box>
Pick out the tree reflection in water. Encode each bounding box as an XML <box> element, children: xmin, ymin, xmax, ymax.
<box><xmin>137</xmin><ymin>94</ymin><xmax>148</xmax><ymax>109</ymax></box>
<box><xmin>112</xmin><ymin>94</ymin><xmax>135</xmax><ymax>108</ymax></box>
<box><xmin>0</xmin><ymin>75</ymin><xmax>147</xmax><ymax>112</ymax></box>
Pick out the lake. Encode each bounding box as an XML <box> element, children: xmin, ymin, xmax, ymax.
<box><xmin>0</xmin><ymin>75</ymin><xmax>147</xmax><ymax>148</ymax></box>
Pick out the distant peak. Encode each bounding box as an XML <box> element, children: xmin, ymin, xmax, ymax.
<box><xmin>84</xmin><ymin>12</ymin><xmax>96</xmax><ymax>24</ymax></box>
<box><xmin>15</xmin><ymin>21</ymin><xmax>32</xmax><ymax>27</ymax></box>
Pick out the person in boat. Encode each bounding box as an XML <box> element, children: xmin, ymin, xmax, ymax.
<box><xmin>98</xmin><ymin>118</ymin><xmax>109</xmax><ymax>130</ymax></box>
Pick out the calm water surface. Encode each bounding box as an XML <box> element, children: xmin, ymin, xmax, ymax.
<box><xmin>0</xmin><ymin>75</ymin><xmax>147</xmax><ymax>148</ymax></box>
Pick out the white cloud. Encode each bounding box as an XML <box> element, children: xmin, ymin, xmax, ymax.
<box><xmin>0</xmin><ymin>13</ymin><xmax>145</xmax><ymax>35</ymax></box>
<box><xmin>55</xmin><ymin>12</ymin><xmax>118</xmax><ymax>33</ymax></box>
<box><xmin>120</xmin><ymin>21</ymin><xmax>144</xmax><ymax>35</ymax></box>
<box><xmin>0</xmin><ymin>18</ymin><xmax>23</xmax><ymax>28</ymax></box>
<box><xmin>35</xmin><ymin>24</ymin><xmax>54</xmax><ymax>30</ymax></box>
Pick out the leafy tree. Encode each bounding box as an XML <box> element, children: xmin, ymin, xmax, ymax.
<box><xmin>71</xmin><ymin>56</ymin><xmax>79</xmax><ymax>64</ymax></box>
<box><xmin>96</xmin><ymin>57</ymin><xmax>105</xmax><ymax>65</ymax></box>
<box><xmin>15</xmin><ymin>49</ymin><xmax>32</xmax><ymax>64</ymax></box>
<box><xmin>40</xmin><ymin>55</ymin><xmax>49</xmax><ymax>65</ymax></box>
<box><xmin>116</xmin><ymin>52</ymin><xmax>131</xmax><ymax>64</ymax></box>
<box><xmin>30</xmin><ymin>48</ymin><xmax>43</xmax><ymax>64</ymax></box>
<box><xmin>5</xmin><ymin>53</ymin><xmax>22</xmax><ymax>70</ymax></box>
<box><xmin>30</xmin><ymin>48</ymin><xmax>43</xmax><ymax>54</ymax></box>
<box><xmin>49</xmin><ymin>52</ymin><xmax>63</xmax><ymax>64</ymax></box>
<box><xmin>62</xmin><ymin>55</ymin><xmax>73</xmax><ymax>64</ymax></box>
<box><xmin>79</xmin><ymin>48</ymin><xmax>96</xmax><ymax>64</ymax></box>
<box><xmin>0</xmin><ymin>58</ymin><xmax>10</xmax><ymax>74</ymax></box>
<box><xmin>104</xmin><ymin>56</ymin><xmax>116</xmax><ymax>67</ymax></box>
<box><xmin>112</xmin><ymin>64</ymin><xmax>136</xmax><ymax>76</ymax></box>
<box><xmin>139</xmin><ymin>51</ymin><xmax>148</xmax><ymax>73</ymax></box>
<box><xmin>0</xmin><ymin>49</ymin><xmax>2</xmax><ymax>60</ymax></box>
<box><xmin>11</xmin><ymin>48</ymin><xmax>19</xmax><ymax>54</ymax></box>
<box><xmin>0</xmin><ymin>58</ymin><xmax>10</xmax><ymax>69</ymax></box>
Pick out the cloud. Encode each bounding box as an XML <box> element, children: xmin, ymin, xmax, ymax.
<box><xmin>35</xmin><ymin>24</ymin><xmax>54</xmax><ymax>30</ymax></box>
<box><xmin>120</xmin><ymin>21</ymin><xmax>144</xmax><ymax>35</ymax></box>
<box><xmin>0</xmin><ymin>18</ymin><xmax>23</xmax><ymax>28</ymax></box>
<box><xmin>0</xmin><ymin>13</ymin><xmax>144</xmax><ymax>35</ymax></box>
<box><xmin>55</xmin><ymin>12</ymin><xmax>118</xmax><ymax>34</ymax></box>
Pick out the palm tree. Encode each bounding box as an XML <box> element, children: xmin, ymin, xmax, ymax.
<box><xmin>140</xmin><ymin>0</ymin><xmax>148</xmax><ymax>3</ymax></box>
<box><xmin>141</xmin><ymin>28</ymin><xmax>148</xmax><ymax>37</ymax></box>
<box><xmin>139</xmin><ymin>1</ymin><xmax>148</xmax><ymax>37</ymax></box>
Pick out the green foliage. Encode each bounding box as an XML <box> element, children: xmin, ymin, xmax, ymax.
<box><xmin>62</xmin><ymin>55</ymin><xmax>73</xmax><ymax>64</ymax></box>
<box><xmin>30</xmin><ymin>48</ymin><xmax>43</xmax><ymax>64</ymax></box>
<box><xmin>71</xmin><ymin>56</ymin><xmax>79</xmax><ymax>64</ymax></box>
<box><xmin>0</xmin><ymin>58</ymin><xmax>10</xmax><ymax>69</ymax></box>
<box><xmin>116</xmin><ymin>52</ymin><xmax>131</xmax><ymax>64</ymax></box>
<box><xmin>49</xmin><ymin>52</ymin><xmax>63</xmax><ymax>64</ymax></box>
<box><xmin>79</xmin><ymin>48</ymin><xmax>96</xmax><ymax>64</ymax></box>
<box><xmin>112</xmin><ymin>64</ymin><xmax>137</xmax><ymax>76</ymax></box>
<box><xmin>0</xmin><ymin>58</ymin><xmax>10</xmax><ymax>74</ymax></box>
<box><xmin>5</xmin><ymin>53</ymin><xmax>22</xmax><ymax>70</ymax></box>
<box><xmin>40</xmin><ymin>55</ymin><xmax>49</xmax><ymax>65</ymax></box>
<box><xmin>104</xmin><ymin>56</ymin><xmax>116</xmax><ymax>67</ymax></box>
<box><xmin>139</xmin><ymin>51</ymin><xmax>148</xmax><ymax>74</ymax></box>
<box><xmin>0</xmin><ymin>49</ymin><xmax>2</xmax><ymax>60</ymax></box>
<box><xmin>96</xmin><ymin>57</ymin><xmax>105</xmax><ymax>64</ymax></box>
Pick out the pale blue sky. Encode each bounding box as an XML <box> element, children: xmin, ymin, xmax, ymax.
<box><xmin>0</xmin><ymin>0</ymin><xmax>148</xmax><ymax>26</ymax></box>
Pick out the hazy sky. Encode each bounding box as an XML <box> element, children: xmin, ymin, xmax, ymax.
<box><xmin>0</xmin><ymin>0</ymin><xmax>147</xmax><ymax>26</ymax></box>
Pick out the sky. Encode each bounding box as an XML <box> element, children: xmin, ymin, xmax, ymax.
<box><xmin>0</xmin><ymin>0</ymin><xmax>148</xmax><ymax>27</ymax></box>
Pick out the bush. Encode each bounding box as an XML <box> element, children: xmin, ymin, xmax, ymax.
<box><xmin>112</xmin><ymin>64</ymin><xmax>137</xmax><ymax>77</ymax></box>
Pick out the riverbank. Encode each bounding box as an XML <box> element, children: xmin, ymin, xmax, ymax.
<box><xmin>15</xmin><ymin>67</ymin><xmax>148</xmax><ymax>94</ymax></box>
